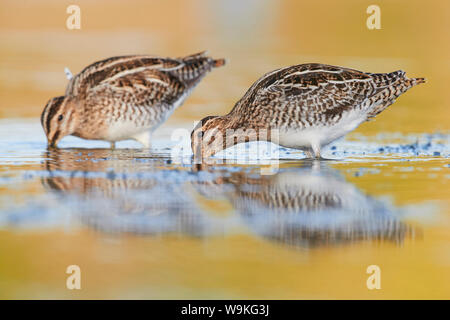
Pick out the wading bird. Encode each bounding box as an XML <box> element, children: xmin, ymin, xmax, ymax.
<box><xmin>41</xmin><ymin>52</ymin><xmax>225</xmax><ymax>148</ymax></box>
<box><xmin>191</xmin><ymin>63</ymin><xmax>424</xmax><ymax>159</ymax></box>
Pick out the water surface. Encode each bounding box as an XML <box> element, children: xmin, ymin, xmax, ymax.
<box><xmin>0</xmin><ymin>119</ymin><xmax>448</xmax><ymax>299</ymax></box>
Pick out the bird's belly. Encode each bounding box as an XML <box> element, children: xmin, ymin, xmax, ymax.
<box><xmin>105</xmin><ymin>121</ymin><xmax>151</xmax><ymax>141</ymax></box>
<box><xmin>103</xmin><ymin>92</ymin><xmax>190</xmax><ymax>141</ymax></box>
<box><xmin>277</xmin><ymin>110</ymin><xmax>366</xmax><ymax>149</ymax></box>
<box><xmin>278</xmin><ymin>129</ymin><xmax>324</xmax><ymax>149</ymax></box>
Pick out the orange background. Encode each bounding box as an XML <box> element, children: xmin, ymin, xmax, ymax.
<box><xmin>0</xmin><ymin>0</ymin><xmax>448</xmax><ymax>134</ymax></box>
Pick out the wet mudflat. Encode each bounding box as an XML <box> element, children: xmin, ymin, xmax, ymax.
<box><xmin>0</xmin><ymin>119</ymin><xmax>448</xmax><ymax>299</ymax></box>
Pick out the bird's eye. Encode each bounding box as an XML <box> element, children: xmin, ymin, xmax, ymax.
<box><xmin>57</xmin><ymin>115</ymin><xmax>64</xmax><ymax>121</ymax></box>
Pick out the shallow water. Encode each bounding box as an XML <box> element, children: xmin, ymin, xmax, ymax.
<box><xmin>1</xmin><ymin>0</ymin><xmax>449</xmax><ymax>299</ymax></box>
<box><xmin>0</xmin><ymin>119</ymin><xmax>448</xmax><ymax>299</ymax></box>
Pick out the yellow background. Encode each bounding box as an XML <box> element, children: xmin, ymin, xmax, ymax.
<box><xmin>0</xmin><ymin>0</ymin><xmax>449</xmax><ymax>133</ymax></box>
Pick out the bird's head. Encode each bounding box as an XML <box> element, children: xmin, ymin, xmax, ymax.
<box><xmin>191</xmin><ymin>115</ymin><xmax>265</xmax><ymax>161</ymax></box>
<box><xmin>191</xmin><ymin>115</ymin><xmax>228</xmax><ymax>160</ymax></box>
<box><xmin>41</xmin><ymin>96</ymin><xmax>78</xmax><ymax>147</ymax></box>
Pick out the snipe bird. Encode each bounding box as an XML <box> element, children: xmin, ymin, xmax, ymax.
<box><xmin>41</xmin><ymin>52</ymin><xmax>225</xmax><ymax>148</ymax></box>
<box><xmin>191</xmin><ymin>63</ymin><xmax>425</xmax><ymax>159</ymax></box>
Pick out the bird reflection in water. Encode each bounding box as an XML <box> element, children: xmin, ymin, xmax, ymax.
<box><xmin>42</xmin><ymin>149</ymin><xmax>416</xmax><ymax>248</ymax></box>
<box><xmin>41</xmin><ymin>148</ymin><xmax>209</xmax><ymax>236</ymax></box>
<box><xmin>193</xmin><ymin>161</ymin><xmax>417</xmax><ymax>248</ymax></box>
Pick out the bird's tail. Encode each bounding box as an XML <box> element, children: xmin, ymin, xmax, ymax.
<box><xmin>369</xmin><ymin>70</ymin><xmax>426</xmax><ymax>88</ymax></box>
<box><xmin>212</xmin><ymin>58</ymin><xmax>226</xmax><ymax>68</ymax></box>
<box><xmin>175</xmin><ymin>51</ymin><xmax>226</xmax><ymax>85</ymax></box>
<box><xmin>368</xmin><ymin>70</ymin><xmax>406</xmax><ymax>87</ymax></box>
<box><xmin>181</xmin><ymin>51</ymin><xmax>226</xmax><ymax>68</ymax></box>
<box><xmin>366</xmin><ymin>75</ymin><xmax>426</xmax><ymax>119</ymax></box>
<box><xmin>406</xmin><ymin>77</ymin><xmax>426</xmax><ymax>87</ymax></box>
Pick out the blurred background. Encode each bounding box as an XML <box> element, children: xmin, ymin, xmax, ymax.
<box><xmin>0</xmin><ymin>0</ymin><xmax>449</xmax><ymax>133</ymax></box>
<box><xmin>0</xmin><ymin>0</ymin><xmax>449</xmax><ymax>300</ymax></box>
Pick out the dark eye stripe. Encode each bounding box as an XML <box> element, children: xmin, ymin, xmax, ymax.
<box><xmin>40</xmin><ymin>103</ymin><xmax>48</xmax><ymax>130</ymax></box>
<box><xmin>45</xmin><ymin>96</ymin><xmax>65</xmax><ymax>135</ymax></box>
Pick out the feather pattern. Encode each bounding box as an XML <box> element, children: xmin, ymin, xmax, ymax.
<box><xmin>229</xmin><ymin>63</ymin><xmax>423</xmax><ymax>129</ymax></box>
<box><xmin>192</xmin><ymin>63</ymin><xmax>424</xmax><ymax>158</ymax></box>
<box><xmin>41</xmin><ymin>51</ymin><xmax>225</xmax><ymax>147</ymax></box>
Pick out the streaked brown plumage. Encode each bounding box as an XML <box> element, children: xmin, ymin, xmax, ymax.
<box><xmin>191</xmin><ymin>63</ymin><xmax>425</xmax><ymax>159</ymax></box>
<box><xmin>41</xmin><ymin>51</ymin><xmax>225</xmax><ymax>148</ymax></box>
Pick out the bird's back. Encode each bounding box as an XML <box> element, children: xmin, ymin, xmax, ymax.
<box><xmin>60</xmin><ymin>52</ymin><xmax>225</xmax><ymax>145</ymax></box>
<box><xmin>228</xmin><ymin>63</ymin><xmax>424</xmax><ymax>129</ymax></box>
<box><xmin>66</xmin><ymin>52</ymin><xmax>225</xmax><ymax>98</ymax></box>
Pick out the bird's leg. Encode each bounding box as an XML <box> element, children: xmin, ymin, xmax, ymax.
<box><xmin>304</xmin><ymin>150</ymin><xmax>314</xmax><ymax>159</ymax></box>
<box><xmin>110</xmin><ymin>141</ymin><xmax>116</xmax><ymax>149</ymax></box>
<box><xmin>312</xmin><ymin>144</ymin><xmax>321</xmax><ymax>159</ymax></box>
<box><xmin>132</xmin><ymin>131</ymin><xmax>151</xmax><ymax>148</ymax></box>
